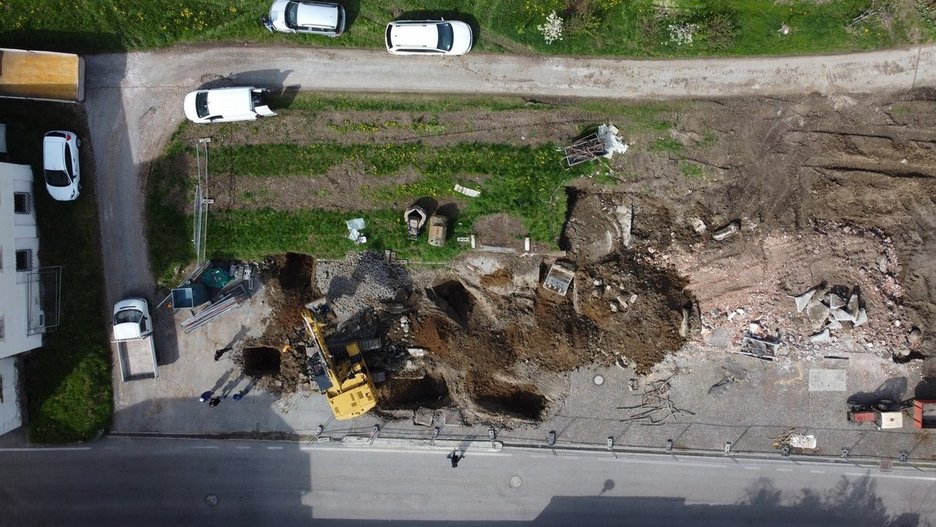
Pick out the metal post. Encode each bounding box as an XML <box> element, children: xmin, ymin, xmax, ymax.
<box><xmin>724</xmin><ymin>441</ymin><xmax>732</xmax><ymax>456</ymax></box>
<box><xmin>665</xmin><ymin>439</ymin><xmax>673</xmax><ymax>452</ymax></box>
<box><xmin>488</xmin><ymin>426</ymin><xmax>496</xmax><ymax>449</ymax></box>
<box><xmin>547</xmin><ymin>430</ymin><xmax>557</xmax><ymax>447</ymax></box>
<box><xmin>607</xmin><ymin>436</ymin><xmax>614</xmax><ymax>450</ymax></box>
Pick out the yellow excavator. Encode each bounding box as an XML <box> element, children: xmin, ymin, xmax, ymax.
<box><xmin>301</xmin><ymin>308</ymin><xmax>377</xmax><ymax>420</ymax></box>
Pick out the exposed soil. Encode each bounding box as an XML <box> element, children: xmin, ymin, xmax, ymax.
<box><xmin>207</xmin><ymin>90</ymin><xmax>936</xmax><ymax>424</ymax></box>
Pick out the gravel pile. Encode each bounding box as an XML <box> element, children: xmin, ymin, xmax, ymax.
<box><xmin>316</xmin><ymin>251</ymin><xmax>412</xmax><ymax>322</ymax></box>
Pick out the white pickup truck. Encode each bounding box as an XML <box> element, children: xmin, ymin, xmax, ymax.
<box><xmin>113</xmin><ymin>298</ymin><xmax>158</xmax><ymax>381</ymax></box>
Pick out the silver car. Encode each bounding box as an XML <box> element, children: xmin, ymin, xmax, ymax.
<box><xmin>269</xmin><ymin>1</ymin><xmax>346</xmax><ymax>37</ymax></box>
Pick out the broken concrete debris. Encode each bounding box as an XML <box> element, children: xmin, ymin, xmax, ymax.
<box><xmin>772</xmin><ymin>428</ymin><xmax>817</xmax><ymax>451</ymax></box>
<box><xmin>796</xmin><ymin>285</ymin><xmax>868</xmax><ymax>341</ymax></box>
<box><xmin>739</xmin><ymin>321</ymin><xmax>780</xmax><ymax>359</ymax></box>
<box><xmin>454</xmin><ymin>184</ymin><xmax>481</xmax><ymax>198</ymax></box>
<box><xmin>562</xmin><ymin>123</ymin><xmax>629</xmax><ymax>168</ymax></box>
<box><xmin>542</xmin><ymin>261</ymin><xmax>576</xmax><ymax>296</ymax></box>
<box><xmin>711</xmin><ymin>220</ymin><xmax>741</xmax><ymax>241</ymax></box>
<box><xmin>809</xmin><ymin>328</ymin><xmax>831</xmax><ymax>343</ymax></box>
<box><xmin>346</xmin><ymin>217</ymin><xmax>367</xmax><ymax>244</ymax></box>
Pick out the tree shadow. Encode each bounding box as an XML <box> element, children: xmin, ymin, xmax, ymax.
<box><xmin>335</xmin><ymin>0</ymin><xmax>362</xmax><ymax>30</ymax></box>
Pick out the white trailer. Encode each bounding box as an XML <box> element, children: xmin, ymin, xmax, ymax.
<box><xmin>113</xmin><ymin>298</ymin><xmax>158</xmax><ymax>381</ymax></box>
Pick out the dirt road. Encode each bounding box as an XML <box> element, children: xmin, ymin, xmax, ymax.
<box><xmin>85</xmin><ymin>44</ymin><xmax>936</xmax><ymax>308</ymax></box>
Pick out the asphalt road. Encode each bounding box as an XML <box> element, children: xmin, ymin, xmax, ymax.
<box><xmin>1</xmin><ymin>437</ymin><xmax>933</xmax><ymax>526</ymax></box>
<box><xmin>85</xmin><ymin>44</ymin><xmax>936</xmax><ymax>310</ymax></box>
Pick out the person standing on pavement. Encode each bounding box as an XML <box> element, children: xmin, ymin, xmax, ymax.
<box><xmin>214</xmin><ymin>347</ymin><xmax>232</xmax><ymax>361</ymax></box>
<box><xmin>199</xmin><ymin>391</ymin><xmax>213</xmax><ymax>403</ymax></box>
<box><xmin>208</xmin><ymin>397</ymin><xmax>221</xmax><ymax>408</ymax></box>
<box><xmin>450</xmin><ymin>451</ymin><xmax>461</xmax><ymax>468</ymax></box>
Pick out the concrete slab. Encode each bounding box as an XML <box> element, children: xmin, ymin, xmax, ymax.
<box><xmin>808</xmin><ymin>369</ymin><xmax>847</xmax><ymax>392</ymax></box>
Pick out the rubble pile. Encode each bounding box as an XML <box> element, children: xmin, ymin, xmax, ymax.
<box><xmin>795</xmin><ymin>285</ymin><xmax>868</xmax><ymax>343</ymax></box>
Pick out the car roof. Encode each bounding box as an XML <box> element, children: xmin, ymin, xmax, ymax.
<box><xmin>205</xmin><ymin>87</ymin><xmax>253</xmax><ymax>116</ymax></box>
<box><xmin>296</xmin><ymin>2</ymin><xmax>338</xmax><ymax>27</ymax></box>
<box><xmin>42</xmin><ymin>134</ymin><xmax>66</xmax><ymax>170</ymax></box>
<box><xmin>389</xmin><ymin>22</ymin><xmax>441</xmax><ymax>48</ymax></box>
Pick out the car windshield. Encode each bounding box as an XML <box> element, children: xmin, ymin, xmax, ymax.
<box><xmin>114</xmin><ymin>308</ymin><xmax>143</xmax><ymax>325</ymax></box>
<box><xmin>437</xmin><ymin>23</ymin><xmax>453</xmax><ymax>51</ymax></box>
<box><xmin>285</xmin><ymin>1</ymin><xmax>299</xmax><ymax>29</ymax></box>
<box><xmin>44</xmin><ymin>169</ymin><xmax>70</xmax><ymax>187</ymax></box>
<box><xmin>195</xmin><ymin>92</ymin><xmax>210</xmax><ymax>119</ymax></box>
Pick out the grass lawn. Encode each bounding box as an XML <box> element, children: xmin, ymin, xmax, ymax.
<box><xmin>0</xmin><ymin>0</ymin><xmax>933</xmax><ymax>56</ymax></box>
<box><xmin>147</xmin><ymin>93</ymin><xmax>649</xmax><ymax>281</ymax></box>
<box><xmin>0</xmin><ymin>101</ymin><xmax>111</xmax><ymax>443</ymax></box>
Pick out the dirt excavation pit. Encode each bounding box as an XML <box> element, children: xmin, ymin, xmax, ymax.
<box><xmin>243</xmin><ymin>347</ymin><xmax>282</xmax><ymax>377</ymax></box>
<box><xmin>467</xmin><ymin>375</ymin><xmax>548</xmax><ymax>421</ymax></box>
<box><xmin>405</xmin><ymin>253</ymin><xmax>693</xmax><ymax>423</ymax></box>
<box><xmin>377</xmin><ymin>373</ymin><xmax>451</xmax><ymax>410</ymax></box>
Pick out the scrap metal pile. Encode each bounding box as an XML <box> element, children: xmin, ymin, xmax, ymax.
<box><xmin>618</xmin><ymin>378</ymin><xmax>694</xmax><ymax>425</ymax></box>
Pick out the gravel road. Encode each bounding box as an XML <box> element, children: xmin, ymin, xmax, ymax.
<box><xmin>84</xmin><ymin>44</ymin><xmax>936</xmax><ymax>308</ymax></box>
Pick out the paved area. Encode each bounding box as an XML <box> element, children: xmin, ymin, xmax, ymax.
<box><xmin>83</xmin><ymin>45</ymin><xmax>936</xmax><ymax>459</ymax></box>
<box><xmin>1</xmin><ymin>436</ymin><xmax>933</xmax><ymax>525</ymax></box>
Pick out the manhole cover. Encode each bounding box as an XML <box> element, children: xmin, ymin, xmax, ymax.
<box><xmin>593</xmin><ymin>374</ymin><xmax>605</xmax><ymax>386</ymax></box>
<box><xmin>509</xmin><ymin>475</ymin><xmax>523</xmax><ymax>488</ymax></box>
<box><xmin>205</xmin><ymin>494</ymin><xmax>219</xmax><ymax>507</ymax></box>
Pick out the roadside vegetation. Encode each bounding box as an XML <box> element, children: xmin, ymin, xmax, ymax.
<box><xmin>1</xmin><ymin>0</ymin><xmax>934</xmax><ymax>56</ymax></box>
<box><xmin>147</xmin><ymin>93</ymin><xmax>684</xmax><ymax>283</ymax></box>
<box><xmin>0</xmin><ymin>102</ymin><xmax>111</xmax><ymax>443</ymax></box>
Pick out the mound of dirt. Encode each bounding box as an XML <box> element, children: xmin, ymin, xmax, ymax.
<box><xmin>407</xmin><ymin>253</ymin><xmax>692</xmax><ymax>423</ymax></box>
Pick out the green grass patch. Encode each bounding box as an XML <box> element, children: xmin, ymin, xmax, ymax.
<box><xmin>280</xmin><ymin>93</ymin><xmax>540</xmax><ymax>114</ymax></box>
<box><xmin>147</xmin><ymin>134</ymin><xmax>195</xmax><ymax>286</ymax></box>
<box><xmin>208</xmin><ymin>141</ymin><xmax>585</xmax><ymax>245</ymax></box>
<box><xmin>680</xmin><ymin>161</ymin><xmax>706</xmax><ymax>179</ymax></box>
<box><xmin>208</xmin><ymin>208</ymin><xmax>467</xmax><ymax>262</ymax></box>
<box><xmin>4</xmin><ymin>0</ymin><xmax>929</xmax><ymax>56</ymax></box>
<box><xmin>0</xmin><ymin>102</ymin><xmax>111</xmax><ymax>443</ymax></box>
<box><xmin>151</xmin><ymin>138</ymin><xmax>588</xmax><ymax>271</ymax></box>
<box><xmin>651</xmin><ymin>137</ymin><xmax>684</xmax><ymax>153</ymax></box>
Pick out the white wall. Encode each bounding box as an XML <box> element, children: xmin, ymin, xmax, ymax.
<box><xmin>0</xmin><ymin>356</ymin><xmax>21</xmax><ymax>436</ymax></box>
<box><xmin>0</xmin><ymin>161</ymin><xmax>42</xmax><ymax>360</ymax></box>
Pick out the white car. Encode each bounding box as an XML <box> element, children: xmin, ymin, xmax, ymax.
<box><xmin>269</xmin><ymin>0</ymin><xmax>345</xmax><ymax>37</ymax></box>
<box><xmin>183</xmin><ymin>87</ymin><xmax>277</xmax><ymax>124</ymax></box>
<box><xmin>385</xmin><ymin>20</ymin><xmax>473</xmax><ymax>56</ymax></box>
<box><xmin>42</xmin><ymin>131</ymin><xmax>81</xmax><ymax>201</ymax></box>
<box><xmin>113</xmin><ymin>298</ymin><xmax>153</xmax><ymax>341</ymax></box>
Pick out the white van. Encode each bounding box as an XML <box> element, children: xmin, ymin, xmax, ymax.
<box><xmin>183</xmin><ymin>87</ymin><xmax>277</xmax><ymax>124</ymax></box>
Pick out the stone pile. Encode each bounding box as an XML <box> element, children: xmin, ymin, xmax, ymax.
<box><xmin>794</xmin><ymin>285</ymin><xmax>868</xmax><ymax>343</ymax></box>
<box><xmin>316</xmin><ymin>251</ymin><xmax>412</xmax><ymax>322</ymax></box>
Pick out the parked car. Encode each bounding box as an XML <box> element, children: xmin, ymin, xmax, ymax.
<box><xmin>113</xmin><ymin>297</ymin><xmax>158</xmax><ymax>381</ymax></box>
<box><xmin>385</xmin><ymin>20</ymin><xmax>473</xmax><ymax>56</ymax></box>
<box><xmin>268</xmin><ymin>0</ymin><xmax>345</xmax><ymax>37</ymax></box>
<box><xmin>183</xmin><ymin>87</ymin><xmax>277</xmax><ymax>124</ymax></box>
<box><xmin>42</xmin><ymin>130</ymin><xmax>80</xmax><ymax>201</ymax></box>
